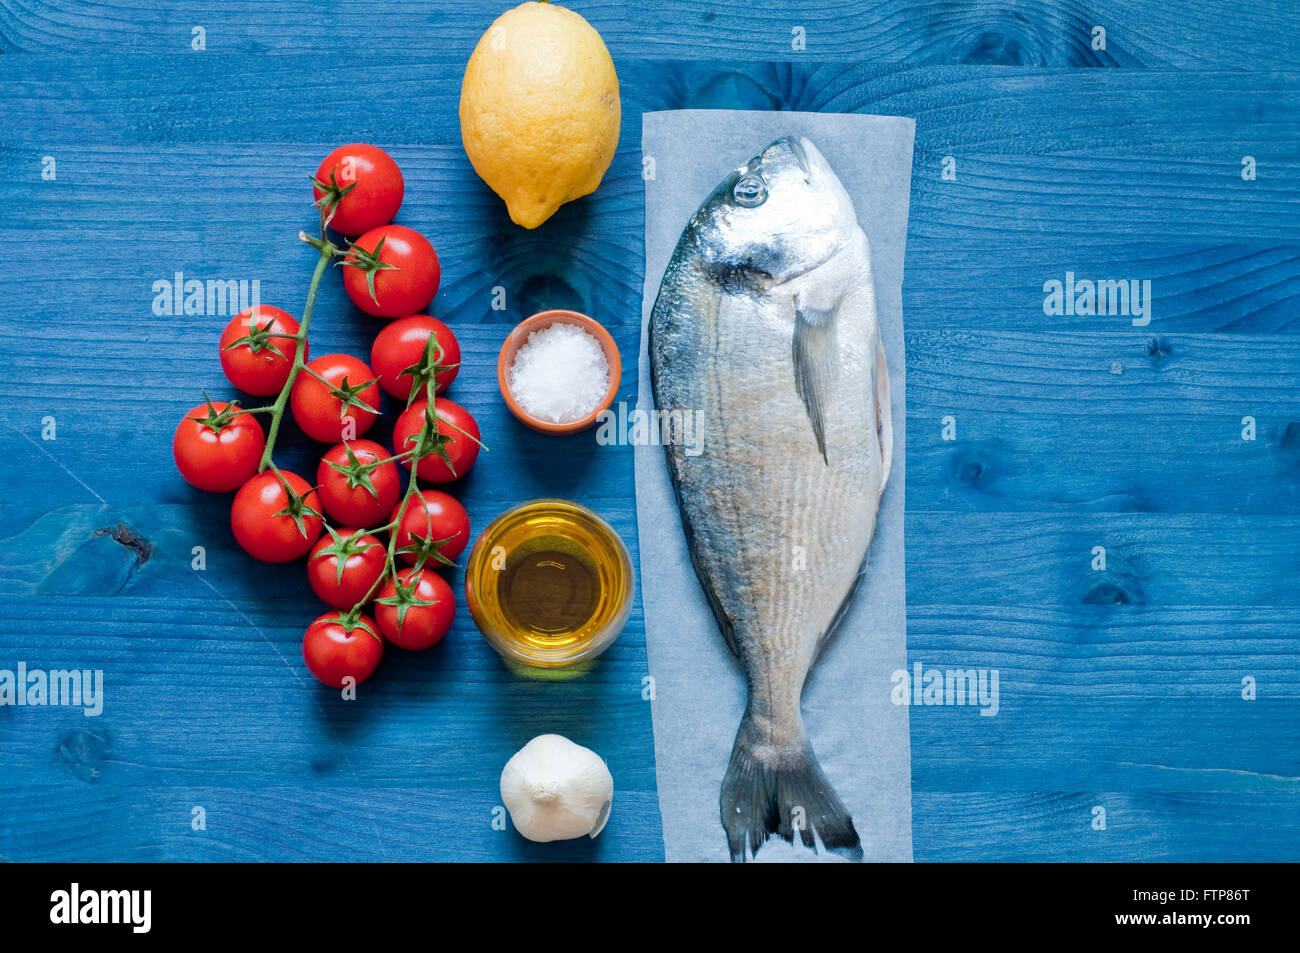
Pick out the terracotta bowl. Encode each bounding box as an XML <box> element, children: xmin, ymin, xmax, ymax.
<box><xmin>497</xmin><ymin>309</ymin><xmax>621</xmax><ymax>434</ymax></box>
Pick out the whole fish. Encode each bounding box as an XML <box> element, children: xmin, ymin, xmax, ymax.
<box><xmin>649</xmin><ymin>136</ymin><xmax>892</xmax><ymax>862</ymax></box>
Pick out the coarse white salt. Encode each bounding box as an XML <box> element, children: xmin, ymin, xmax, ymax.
<box><xmin>507</xmin><ymin>322</ymin><xmax>611</xmax><ymax>424</ymax></box>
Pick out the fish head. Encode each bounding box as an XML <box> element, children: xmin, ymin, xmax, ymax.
<box><xmin>686</xmin><ymin>136</ymin><xmax>857</xmax><ymax>291</ymax></box>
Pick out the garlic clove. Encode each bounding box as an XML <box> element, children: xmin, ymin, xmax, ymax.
<box><xmin>500</xmin><ymin>733</ymin><xmax>614</xmax><ymax>843</ymax></box>
<box><xmin>588</xmin><ymin>797</ymin><xmax>612</xmax><ymax>839</ymax></box>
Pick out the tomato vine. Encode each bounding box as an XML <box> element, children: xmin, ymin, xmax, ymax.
<box><xmin>226</xmin><ymin>188</ymin><xmax>482</xmax><ymax>640</ymax></box>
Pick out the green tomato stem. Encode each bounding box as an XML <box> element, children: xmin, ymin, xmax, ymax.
<box><xmin>348</xmin><ymin>417</ymin><xmax>432</xmax><ymax>613</ymax></box>
<box><xmin>257</xmin><ymin>243</ymin><xmax>334</xmax><ymax>472</ymax></box>
<box><xmin>244</xmin><ymin>207</ymin><xmax>470</xmax><ymax>625</ymax></box>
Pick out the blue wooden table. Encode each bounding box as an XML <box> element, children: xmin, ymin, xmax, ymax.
<box><xmin>1</xmin><ymin>2</ymin><xmax>1298</xmax><ymax>862</ymax></box>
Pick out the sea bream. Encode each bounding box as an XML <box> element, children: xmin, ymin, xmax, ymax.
<box><xmin>649</xmin><ymin>136</ymin><xmax>892</xmax><ymax>862</ymax></box>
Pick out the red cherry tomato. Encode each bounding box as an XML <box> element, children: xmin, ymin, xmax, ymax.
<box><xmin>219</xmin><ymin>306</ymin><xmax>304</xmax><ymax>396</ymax></box>
<box><xmin>375</xmin><ymin>567</ymin><xmax>455</xmax><ymax>650</ymax></box>
<box><xmin>393</xmin><ymin>397</ymin><xmax>480</xmax><ymax>482</ymax></box>
<box><xmin>370</xmin><ymin>314</ymin><xmax>461</xmax><ymax>401</ymax></box>
<box><xmin>391</xmin><ymin>490</ymin><xmax>471</xmax><ymax>567</ymax></box>
<box><xmin>290</xmin><ymin>353</ymin><xmax>382</xmax><ymax>443</ymax></box>
<box><xmin>173</xmin><ymin>401</ymin><xmax>265</xmax><ymax>493</ymax></box>
<box><xmin>312</xmin><ymin>143</ymin><xmax>404</xmax><ymax>237</ymax></box>
<box><xmin>342</xmin><ymin>225</ymin><xmax>440</xmax><ymax>319</ymax></box>
<box><xmin>316</xmin><ymin>439</ymin><xmax>401</xmax><ymax>527</ymax></box>
<box><xmin>306</xmin><ymin>528</ymin><xmax>386</xmax><ymax>611</ymax></box>
<box><xmin>230</xmin><ymin>469</ymin><xmax>323</xmax><ymax>563</ymax></box>
<box><xmin>302</xmin><ymin>612</ymin><xmax>383</xmax><ymax>688</ymax></box>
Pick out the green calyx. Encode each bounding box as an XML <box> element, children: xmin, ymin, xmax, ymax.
<box><xmin>374</xmin><ymin>570</ymin><xmax>440</xmax><ymax>631</ymax></box>
<box><xmin>310</xmin><ymin>169</ymin><xmax>358</xmax><ymax>232</ymax></box>
<box><xmin>269</xmin><ymin>470</ymin><xmax>321</xmax><ymax>541</ymax></box>
<box><xmin>399</xmin><ymin>334</ymin><xmax>461</xmax><ymax>407</ymax></box>
<box><xmin>189</xmin><ymin>393</ymin><xmax>245</xmax><ymax>434</ymax></box>
<box><xmin>311</xmin><ymin>525</ymin><xmax>382</xmax><ymax>586</ymax></box>
<box><xmin>401</xmin><ymin>386</ymin><xmax>487</xmax><ymax>477</ymax></box>
<box><xmin>324</xmin><ymin>443</ymin><xmax>390</xmax><ymax>500</ymax></box>
<box><xmin>223</xmin><ymin>314</ymin><xmax>288</xmax><ymax>358</ymax></box>
<box><xmin>332</xmin><ymin>374</ymin><xmax>381</xmax><ymax>420</ymax></box>
<box><xmin>303</xmin><ymin>365</ymin><xmax>381</xmax><ymax>421</ymax></box>
<box><xmin>403</xmin><ymin>406</ymin><xmax>460</xmax><ymax>477</ymax></box>
<box><xmin>394</xmin><ymin>527</ymin><xmax>459</xmax><ymax>571</ymax></box>
<box><xmin>338</xmin><ymin>235</ymin><xmax>397</xmax><ymax>306</ymax></box>
<box><xmin>333</xmin><ymin>606</ymin><xmax>382</xmax><ymax>644</ymax></box>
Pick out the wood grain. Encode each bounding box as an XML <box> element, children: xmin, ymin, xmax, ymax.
<box><xmin>906</xmin><ymin>514</ymin><xmax>1300</xmax><ymax>603</ymax></box>
<box><xmin>903</xmin><ymin>330</ymin><xmax>1300</xmax><ymax>512</ymax></box>
<box><xmin>0</xmin><ymin>783</ymin><xmax>664</xmax><ymax>861</ymax></box>
<box><xmin>912</xmin><ymin>793</ymin><xmax>1300</xmax><ymax>861</ymax></box>
<box><xmin>1</xmin><ymin>59</ymin><xmax>1297</xmax><ymax>157</ymax></box>
<box><xmin>0</xmin><ymin>128</ymin><xmax>655</xmax><ymax>859</ymax></box>
<box><xmin>2</xmin><ymin>40</ymin><xmax>1299</xmax><ymax>861</ymax></box>
<box><xmin>1</xmin><ymin>1</ymin><xmax>1297</xmax><ymax>67</ymax></box>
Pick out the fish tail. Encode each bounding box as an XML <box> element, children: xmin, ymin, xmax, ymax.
<box><xmin>719</xmin><ymin>710</ymin><xmax>863</xmax><ymax>863</ymax></box>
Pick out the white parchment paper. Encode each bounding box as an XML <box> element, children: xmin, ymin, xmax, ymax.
<box><xmin>635</xmin><ymin>110</ymin><xmax>914</xmax><ymax>863</ymax></box>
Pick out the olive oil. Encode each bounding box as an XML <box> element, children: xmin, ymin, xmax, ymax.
<box><xmin>466</xmin><ymin>500</ymin><xmax>633</xmax><ymax>667</ymax></box>
<box><xmin>500</xmin><ymin>549</ymin><xmax>600</xmax><ymax>636</ymax></box>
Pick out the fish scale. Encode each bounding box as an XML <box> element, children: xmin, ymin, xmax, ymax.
<box><xmin>650</xmin><ymin>135</ymin><xmax>891</xmax><ymax>862</ymax></box>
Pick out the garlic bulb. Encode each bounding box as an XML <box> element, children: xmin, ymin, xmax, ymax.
<box><xmin>500</xmin><ymin>734</ymin><xmax>613</xmax><ymax>842</ymax></box>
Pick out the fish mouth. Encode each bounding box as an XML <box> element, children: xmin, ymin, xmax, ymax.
<box><xmin>761</xmin><ymin>135</ymin><xmax>816</xmax><ymax>181</ymax></box>
<box><xmin>785</xmin><ymin>137</ymin><xmax>813</xmax><ymax>178</ymax></box>
<box><xmin>758</xmin><ymin>136</ymin><xmax>847</xmax><ymax>285</ymax></box>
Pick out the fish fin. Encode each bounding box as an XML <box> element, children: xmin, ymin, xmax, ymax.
<box><xmin>792</xmin><ymin>304</ymin><xmax>838</xmax><ymax>465</ymax></box>
<box><xmin>720</xmin><ymin>710</ymin><xmax>862</xmax><ymax>863</ymax></box>
<box><xmin>875</xmin><ymin>327</ymin><xmax>893</xmax><ymax>495</ymax></box>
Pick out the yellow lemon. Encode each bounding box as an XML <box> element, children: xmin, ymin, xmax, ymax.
<box><xmin>460</xmin><ymin>2</ymin><xmax>620</xmax><ymax>229</ymax></box>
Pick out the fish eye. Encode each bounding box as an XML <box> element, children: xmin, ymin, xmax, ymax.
<box><xmin>733</xmin><ymin>174</ymin><xmax>767</xmax><ymax>208</ymax></box>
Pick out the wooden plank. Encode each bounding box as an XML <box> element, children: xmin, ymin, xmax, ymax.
<box><xmin>903</xmin><ymin>604</ymin><xmax>1300</xmax><ymax>798</ymax></box>
<box><xmin>909</xmin><ymin>412</ymin><xmax>1300</xmax><ymax>514</ymax></box>
<box><xmin>2</xmin><ymin>1</ymin><xmax>1298</xmax><ymax>67</ymax></box>
<box><xmin>0</xmin><ymin>142</ymin><xmax>642</xmax><ymax>355</ymax></box>
<box><xmin>0</xmin><ymin>590</ymin><xmax>659</xmax><ymax>806</ymax></box>
<box><xmin>3</xmin><ymin>60</ymin><xmax>1300</xmax><ymax>158</ymax></box>
<box><xmin>905</xmin><ymin>240</ymin><xmax>1300</xmax><ymax>334</ymax></box>
<box><xmin>912</xmin><ymin>793</ymin><xmax>1300</xmax><ymax>861</ymax></box>
<box><xmin>0</xmin><ymin>329</ymin><xmax>644</xmax><ymax>508</ymax></box>
<box><xmin>907</xmin><ymin>329</ymin><xmax>1300</xmax><ymax>415</ymax></box>
<box><xmin>0</xmin><ymin>783</ymin><xmax>663</xmax><ymax>862</ymax></box>
<box><xmin>904</xmin><ymin>330</ymin><xmax>1300</xmax><ymax>512</ymax></box>
<box><xmin>908</xmin><ymin>153</ymin><xmax>1300</xmax><ymax>245</ymax></box>
<box><xmin>906</xmin><ymin>514</ymin><xmax>1300</xmax><ymax>603</ymax></box>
